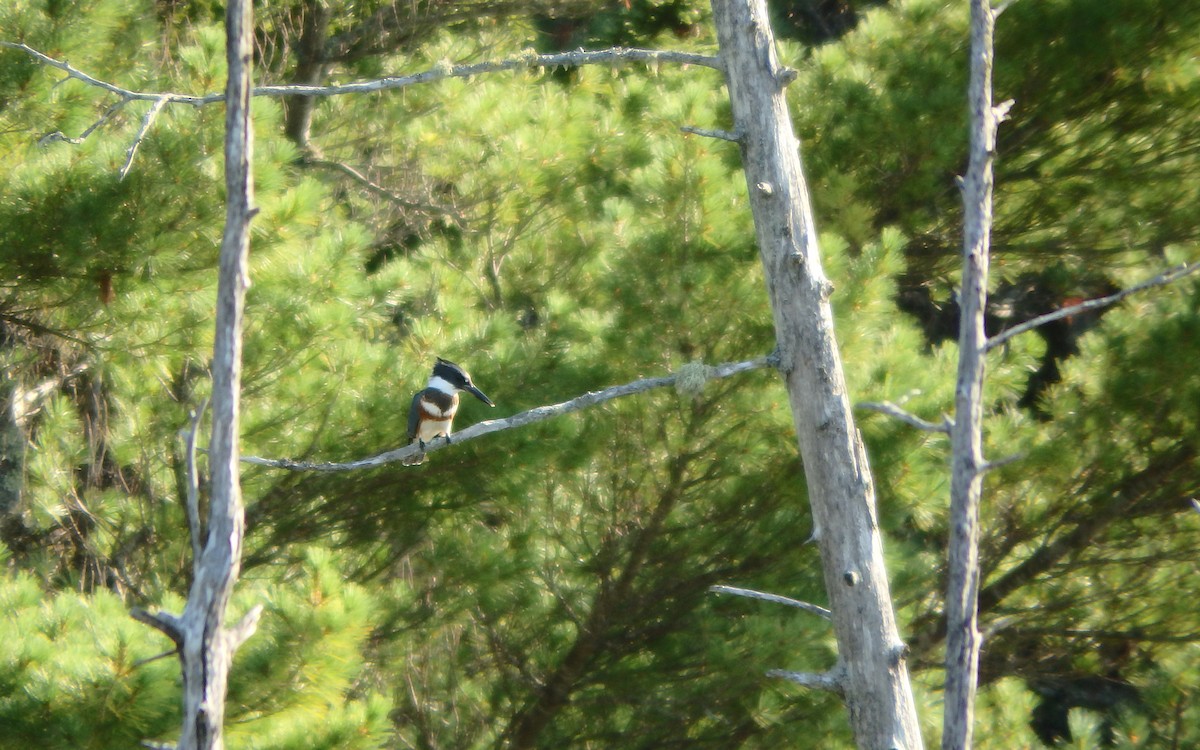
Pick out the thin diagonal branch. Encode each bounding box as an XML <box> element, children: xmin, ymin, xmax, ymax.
<box><xmin>709</xmin><ymin>584</ymin><xmax>831</xmax><ymax>619</ymax></box>
<box><xmin>38</xmin><ymin>99</ymin><xmax>127</xmax><ymax>146</ymax></box>
<box><xmin>985</xmin><ymin>262</ymin><xmax>1199</xmax><ymax>352</ymax></box>
<box><xmin>241</xmin><ymin>356</ymin><xmax>774</xmax><ymax>472</ymax></box>
<box><xmin>857</xmin><ymin>400</ymin><xmax>953</xmax><ymax>434</ymax></box>
<box><xmin>120</xmin><ymin>96</ymin><xmax>169</xmax><ymax>180</ymax></box>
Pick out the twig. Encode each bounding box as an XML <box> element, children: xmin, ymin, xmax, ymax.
<box><xmin>979</xmin><ymin>452</ymin><xmax>1023</xmax><ymax>474</ymax></box>
<box><xmin>132</xmin><ymin>649</ymin><xmax>178</xmax><ymax>668</ymax></box>
<box><xmin>120</xmin><ymin>96</ymin><xmax>169</xmax><ymax>180</ymax></box>
<box><xmin>857</xmin><ymin>400</ymin><xmax>953</xmax><ymax>434</ymax></box>
<box><xmin>38</xmin><ymin>99</ymin><xmax>127</xmax><ymax>146</ymax></box>
<box><xmin>241</xmin><ymin>355</ymin><xmax>774</xmax><ymax>471</ymax></box>
<box><xmin>709</xmin><ymin>584</ymin><xmax>831</xmax><ymax>620</ymax></box>
<box><xmin>985</xmin><ymin>262</ymin><xmax>1199</xmax><ymax>352</ymax></box>
<box><xmin>766</xmin><ymin>666</ymin><xmax>845</xmax><ymax>695</ymax></box>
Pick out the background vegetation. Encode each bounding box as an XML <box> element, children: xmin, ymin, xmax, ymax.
<box><xmin>0</xmin><ymin>0</ymin><xmax>1196</xmax><ymax>747</ymax></box>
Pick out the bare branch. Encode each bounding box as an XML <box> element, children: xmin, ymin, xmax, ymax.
<box><xmin>857</xmin><ymin>400</ymin><xmax>952</xmax><ymax>434</ymax></box>
<box><xmin>181</xmin><ymin>398</ymin><xmax>208</xmax><ymax>563</ymax></box>
<box><xmin>985</xmin><ymin>262</ymin><xmax>1199</xmax><ymax>352</ymax></box>
<box><xmin>2</xmin><ymin>41</ymin><xmax>721</xmax><ymax>110</ymax></box>
<box><xmin>241</xmin><ymin>355</ymin><xmax>774</xmax><ymax>471</ymax></box>
<box><xmin>38</xmin><ymin>99</ymin><xmax>127</xmax><ymax>146</ymax></box>
<box><xmin>766</xmin><ymin>666</ymin><xmax>845</xmax><ymax>695</ymax></box>
<box><xmin>0</xmin><ymin>41</ymin><xmax>191</xmax><ymax>101</ymax></box>
<box><xmin>979</xmin><ymin>452</ymin><xmax>1023</xmax><ymax>474</ymax></box>
<box><xmin>228</xmin><ymin>604</ymin><xmax>264</xmax><ymax>652</ymax></box>
<box><xmin>680</xmin><ymin>125</ymin><xmax>741</xmax><ymax>142</ymax></box>
<box><xmin>709</xmin><ymin>584</ymin><xmax>831</xmax><ymax>619</ymax></box>
<box><xmin>132</xmin><ymin>649</ymin><xmax>178</xmax><ymax>668</ymax></box>
<box><xmin>130</xmin><ymin>607</ymin><xmax>184</xmax><ymax>646</ymax></box>
<box><xmin>120</xmin><ymin>96</ymin><xmax>169</xmax><ymax>180</ymax></box>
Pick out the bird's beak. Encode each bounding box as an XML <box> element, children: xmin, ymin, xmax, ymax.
<box><xmin>466</xmin><ymin>384</ymin><xmax>495</xmax><ymax>407</ymax></box>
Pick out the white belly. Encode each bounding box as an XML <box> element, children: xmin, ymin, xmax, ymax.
<box><xmin>417</xmin><ymin>418</ymin><xmax>452</xmax><ymax>442</ymax></box>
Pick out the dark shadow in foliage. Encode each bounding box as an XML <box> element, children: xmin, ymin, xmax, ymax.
<box><xmin>1030</xmin><ymin>675</ymin><xmax>1141</xmax><ymax>747</ymax></box>
<box><xmin>896</xmin><ymin>266</ymin><xmax>1117</xmax><ymax>415</ymax></box>
<box><xmin>771</xmin><ymin>0</ymin><xmax>890</xmax><ymax>45</ymax></box>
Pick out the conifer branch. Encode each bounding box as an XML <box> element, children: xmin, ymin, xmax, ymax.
<box><xmin>984</xmin><ymin>261</ymin><xmax>1199</xmax><ymax>352</ymax></box>
<box><xmin>241</xmin><ymin>355</ymin><xmax>774</xmax><ymax>471</ymax></box>
<box><xmin>766</xmin><ymin>666</ymin><xmax>845</xmax><ymax>695</ymax></box>
<box><xmin>2</xmin><ymin>41</ymin><xmax>720</xmax><ymax>110</ymax></box>
<box><xmin>709</xmin><ymin>584</ymin><xmax>832</xmax><ymax>619</ymax></box>
<box><xmin>857</xmin><ymin>400</ymin><xmax>953</xmax><ymax>434</ymax></box>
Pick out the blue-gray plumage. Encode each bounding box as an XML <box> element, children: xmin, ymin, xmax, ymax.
<box><xmin>403</xmin><ymin>358</ymin><xmax>494</xmax><ymax>465</ymax></box>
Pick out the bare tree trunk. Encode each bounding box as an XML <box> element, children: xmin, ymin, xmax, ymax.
<box><xmin>177</xmin><ymin>2</ymin><xmax>258</xmax><ymax>747</ymax></box>
<box><xmin>710</xmin><ymin>1</ymin><xmax>923</xmax><ymax>747</ymax></box>
<box><xmin>942</xmin><ymin>1</ymin><xmax>998</xmax><ymax>748</ymax></box>
<box><xmin>132</xmin><ymin>2</ymin><xmax>260</xmax><ymax>748</ymax></box>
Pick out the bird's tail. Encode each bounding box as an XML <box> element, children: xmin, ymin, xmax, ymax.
<box><xmin>401</xmin><ymin>441</ymin><xmax>426</xmax><ymax>466</ymax></box>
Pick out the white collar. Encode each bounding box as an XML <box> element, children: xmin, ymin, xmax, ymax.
<box><xmin>427</xmin><ymin>375</ymin><xmax>457</xmax><ymax>394</ymax></box>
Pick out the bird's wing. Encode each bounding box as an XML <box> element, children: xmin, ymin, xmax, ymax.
<box><xmin>406</xmin><ymin>390</ymin><xmax>425</xmax><ymax>441</ymax></box>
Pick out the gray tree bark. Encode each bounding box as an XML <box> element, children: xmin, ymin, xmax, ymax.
<box><xmin>131</xmin><ymin>1</ymin><xmax>260</xmax><ymax>748</ymax></box>
<box><xmin>710</xmin><ymin>1</ymin><xmax>923</xmax><ymax>748</ymax></box>
<box><xmin>943</xmin><ymin>1</ymin><xmax>999</xmax><ymax>748</ymax></box>
<box><xmin>178</xmin><ymin>1</ymin><xmax>258</xmax><ymax>746</ymax></box>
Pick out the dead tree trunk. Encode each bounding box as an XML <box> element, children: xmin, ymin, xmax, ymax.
<box><xmin>710</xmin><ymin>1</ymin><xmax>923</xmax><ymax>747</ymax></box>
<box><xmin>131</xmin><ymin>1</ymin><xmax>259</xmax><ymax>748</ymax></box>
<box><xmin>943</xmin><ymin>1</ymin><xmax>1000</xmax><ymax>748</ymax></box>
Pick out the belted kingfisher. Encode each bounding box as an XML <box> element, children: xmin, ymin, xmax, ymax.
<box><xmin>403</xmin><ymin>357</ymin><xmax>495</xmax><ymax>465</ymax></box>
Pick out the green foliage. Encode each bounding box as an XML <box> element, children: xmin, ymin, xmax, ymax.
<box><xmin>0</xmin><ymin>0</ymin><xmax>1197</xmax><ymax>747</ymax></box>
<box><xmin>0</xmin><ymin>574</ymin><xmax>179</xmax><ymax>749</ymax></box>
<box><xmin>0</xmin><ymin>552</ymin><xmax>390</xmax><ymax>750</ymax></box>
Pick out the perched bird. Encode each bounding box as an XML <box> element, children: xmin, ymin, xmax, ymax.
<box><xmin>403</xmin><ymin>357</ymin><xmax>495</xmax><ymax>465</ymax></box>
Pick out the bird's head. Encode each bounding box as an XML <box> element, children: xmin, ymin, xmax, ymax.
<box><xmin>431</xmin><ymin>357</ymin><xmax>495</xmax><ymax>407</ymax></box>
